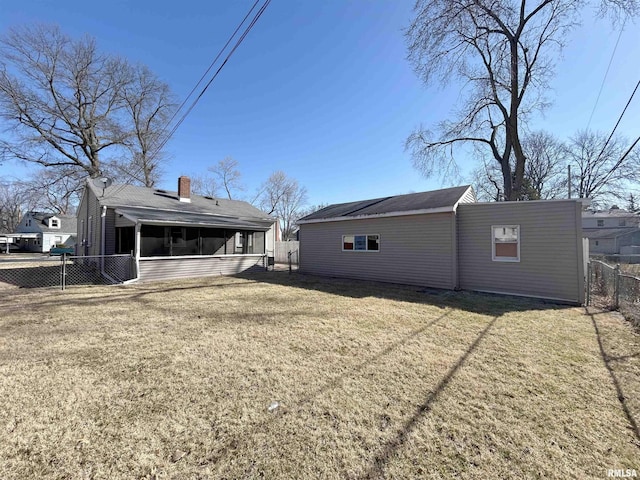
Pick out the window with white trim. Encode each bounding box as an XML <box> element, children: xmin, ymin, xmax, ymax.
<box><xmin>492</xmin><ymin>225</ymin><xmax>520</xmax><ymax>262</ymax></box>
<box><xmin>342</xmin><ymin>234</ymin><xmax>380</xmax><ymax>252</ymax></box>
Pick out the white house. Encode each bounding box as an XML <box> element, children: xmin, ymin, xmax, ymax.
<box><xmin>14</xmin><ymin>212</ymin><xmax>77</xmax><ymax>253</ymax></box>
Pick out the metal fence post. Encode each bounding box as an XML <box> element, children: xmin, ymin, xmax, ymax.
<box><xmin>614</xmin><ymin>264</ymin><xmax>620</xmax><ymax>309</ymax></box>
<box><xmin>288</xmin><ymin>250</ymin><xmax>292</xmax><ymax>274</ymax></box>
<box><xmin>61</xmin><ymin>253</ymin><xmax>67</xmax><ymax>291</ymax></box>
<box><xmin>586</xmin><ymin>262</ymin><xmax>591</xmax><ymax>306</ymax></box>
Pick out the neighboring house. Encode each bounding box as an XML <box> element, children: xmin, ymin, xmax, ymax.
<box><xmin>13</xmin><ymin>212</ymin><xmax>77</xmax><ymax>253</ymax></box>
<box><xmin>77</xmin><ymin>176</ymin><xmax>277</xmax><ymax>282</ymax></box>
<box><xmin>582</xmin><ymin>209</ymin><xmax>640</xmax><ymax>254</ymax></box>
<box><xmin>298</xmin><ymin>185</ymin><xmax>585</xmax><ymax>304</ymax></box>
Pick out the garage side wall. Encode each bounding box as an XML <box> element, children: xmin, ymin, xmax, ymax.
<box><xmin>299</xmin><ymin>213</ymin><xmax>456</xmax><ymax>289</ymax></box>
<box><xmin>457</xmin><ymin>201</ymin><xmax>584</xmax><ymax>303</ymax></box>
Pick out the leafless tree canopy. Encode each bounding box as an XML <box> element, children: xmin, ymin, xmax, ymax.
<box><xmin>0</xmin><ymin>181</ymin><xmax>37</xmax><ymax>233</ymax></box>
<box><xmin>0</xmin><ymin>25</ymin><xmax>175</xmax><ymax>189</ymax></box>
<box><xmin>256</xmin><ymin>171</ymin><xmax>308</xmax><ymax>240</ymax></box>
<box><xmin>522</xmin><ymin>130</ymin><xmax>567</xmax><ymax>199</ymax></box>
<box><xmin>566</xmin><ymin>130</ymin><xmax>640</xmax><ymax>206</ymax></box>
<box><xmin>208</xmin><ymin>157</ymin><xmax>244</xmax><ymax>200</ymax></box>
<box><xmin>406</xmin><ymin>0</ymin><xmax>638</xmax><ymax>201</ymax></box>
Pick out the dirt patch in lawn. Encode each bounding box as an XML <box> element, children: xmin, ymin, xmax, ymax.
<box><xmin>0</xmin><ymin>272</ymin><xmax>638</xmax><ymax>479</ymax></box>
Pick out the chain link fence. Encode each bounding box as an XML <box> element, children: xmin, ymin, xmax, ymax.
<box><xmin>588</xmin><ymin>260</ymin><xmax>640</xmax><ymax>327</ymax></box>
<box><xmin>0</xmin><ymin>254</ymin><xmax>136</xmax><ymax>290</ymax></box>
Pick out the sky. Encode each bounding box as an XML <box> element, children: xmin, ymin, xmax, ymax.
<box><xmin>1</xmin><ymin>0</ymin><xmax>639</xmax><ymax>207</ymax></box>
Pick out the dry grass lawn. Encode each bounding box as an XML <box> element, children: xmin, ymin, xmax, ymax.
<box><xmin>1</xmin><ymin>271</ymin><xmax>639</xmax><ymax>479</ymax></box>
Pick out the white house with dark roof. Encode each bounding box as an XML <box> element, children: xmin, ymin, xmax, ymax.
<box><xmin>13</xmin><ymin>212</ymin><xmax>77</xmax><ymax>253</ymax></box>
<box><xmin>77</xmin><ymin>176</ymin><xmax>277</xmax><ymax>282</ymax></box>
<box><xmin>299</xmin><ymin>185</ymin><xmax>586</xmax><ymax>304</ymax></box>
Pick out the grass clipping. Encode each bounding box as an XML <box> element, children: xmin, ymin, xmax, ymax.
<box><xmin>0</xmin><ymin>271</ymin><xmax>639</xmax><ymax>479</ymax></box>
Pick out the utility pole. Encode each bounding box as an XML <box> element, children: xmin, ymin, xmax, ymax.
<box><xmin>568</xmin><ymin>165</ymin><xmax>572</xmax><ymax>199</ymax></box>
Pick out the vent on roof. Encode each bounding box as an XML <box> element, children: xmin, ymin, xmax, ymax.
<box><xmin>204</xmin><ymin>196</ymin><xmax>214</xmax><ymax>200</ymax></box>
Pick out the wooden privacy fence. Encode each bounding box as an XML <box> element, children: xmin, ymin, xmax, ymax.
<box><xmin>274</xmin><ymin>241</ymin><xmax>299</xmax><ymax>264</ymax></box>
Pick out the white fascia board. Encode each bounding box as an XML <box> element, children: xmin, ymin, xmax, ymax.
<box><xmin>452</xmin><ymin>185</ymin><xmax>476</xmax><ymax>212</ymax></box>
<box><xmin>297</xmin><ymin>206</ymin><xmax>455</xmax><ymax>225</ymax></box>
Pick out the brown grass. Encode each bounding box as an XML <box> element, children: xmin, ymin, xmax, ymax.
<box><xmin>1</xmin><ymin>271</ymin><xmax>639</xmax><ymax>479</ymax></box>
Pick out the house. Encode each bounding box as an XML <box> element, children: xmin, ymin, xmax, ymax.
<box><xmin>298</xmin><ymin>186</ymin><xmax>586</xmax><ymax>304</ymax></box>
<box><xmin>13</xmin><ymin>212</ymin><xmax>77</xmax><ymax>253</ymax></box>
<box><xmin>77</xmin><ymin>176</ymin><xmax>277</xmax><ymax>282</ymax></box>
<box><xmin>582</xmin><ymin>209</ymin><xmax>640</xmax><ymax>254</ymax></box>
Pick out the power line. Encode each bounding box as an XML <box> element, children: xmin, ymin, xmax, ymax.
<box><xmin>594</xmin><ymin>76</ymin><xmax>640</xmax><ymax>164</ymax></box>
<box><xmin>107</xmin><ymin>0</ymin><xmax>272</xmax><ymax>195</ymax></box>
<box><xmin>153</xmin><ymin>0</ymin><xmax>272</xmax><ymax>158</ymax></box>
<box><xmin>586</xmin><ymin>21</ymin><xmax>625</xmax><ymax>131</ymax></box>
<box><xmin>163</xmin><ymin>0</ymin><xmax>262</xmax><ymax>130</ymax></box>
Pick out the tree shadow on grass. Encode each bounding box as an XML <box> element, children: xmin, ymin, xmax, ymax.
<box><xmin>588</xmin><ymin>308</ymin><xmax>640</xmax><ymax>445</ymax></box>
<box><xmin>235</xmin><ymin>270</ymin><xmax>568</xmax><ymax>317</ymax></box>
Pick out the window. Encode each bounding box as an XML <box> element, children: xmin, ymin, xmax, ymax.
<box><xmin>492</xmin><ymin>225</ymin><xmax>520</xmax><ymax>262</ymax></box>
<box><xmin>595</xmin><ymin>240</ymin><xmax>599</xmax><ymax>246</ymax></box>
<box><xmin>342</xmin><ymin>234</ymin><xmax>380</xmax><ymax>252</ymax></box>
<box><xmin>116</xmin><ymin>227</ymin><xmax>135</xmax><ymax>254</ymax></box>
<box><xmin>597</xmin><ymin>219</ymin><xmax>604</xmax><ymax>227</ymax></box>
<box><xmin>26</xmin><ymin>219</ymin><xmax>31</xmax><ymax>227</ymax></box>
<box><xmin>49</xmin><ymin>217</ymin><xmax>59</xmax><ymax>228</ymax></box>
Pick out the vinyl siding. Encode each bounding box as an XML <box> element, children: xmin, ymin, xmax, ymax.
<box><xmin>457</xmin><ymin>201</ymin><xmax>584</xmax><ymax>303</ymax></box>
<box><xmin>299</xmin><ymin>213</ymin><xmax>455</xmax><ymax>289</ymax></box>
<box><xmin>138</xmin><ymin>255</ymin><xmax>265</xmax><ymax>282</ymax></box>
<box><xmin>76</xmin><ymin>186</ymin><xmax>102</xmax><ymax>257</ymax></box>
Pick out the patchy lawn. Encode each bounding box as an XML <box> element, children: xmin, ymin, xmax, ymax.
<box><xmin>0</xmin><ymin>271</ymin><xmax>638</xmax><ymax>479</ymax></box>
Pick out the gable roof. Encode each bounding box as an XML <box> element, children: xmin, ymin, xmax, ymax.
<box><xmin>299</xmin><ymin>185</ymin><xmax>474</xmax><ymax>223</ymax></box>
<box><xmin>87</xmin><ymin>181</ymin><xmax>274</xmax><ymax>224</ymax></box>
<box><xmin>28</xmin><ymin>212</ymin><xmax>77</xmax><ymax>234</ymax></box>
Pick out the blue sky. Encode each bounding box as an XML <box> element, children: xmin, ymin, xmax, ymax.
<box><xmin>2</xmin><ymin>1</ymin><xmax>639</xmax><ymax>206</ymax></box>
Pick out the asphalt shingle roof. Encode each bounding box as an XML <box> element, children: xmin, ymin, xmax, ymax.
<box><xmin>301</xmin><ymin>185</ymin><xmax>472</xmax><ymax>221</ymax></box>
<box><xmin>30</xmin><ymin>212</ymin><xmax>77</xmax><ymax>233</ymax></box>
<box><xmin>88</xmin><ymin>181</ymin><xmax>273</xmax><ymax>223</ymax></box>
<box><xmin>115</xmin><ymin>207</ymin><xmax>271</xmax><ymax>230</ymax></box>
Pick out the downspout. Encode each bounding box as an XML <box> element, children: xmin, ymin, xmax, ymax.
<box><xmin>134</xmin><ymin>222</ymin><xmax>141</xmax><ymax>281</ymax></box>
<box><xmin>101</xmin><ymin>206</ymin><xmax>107</xmax><ymax>279</ymax></box>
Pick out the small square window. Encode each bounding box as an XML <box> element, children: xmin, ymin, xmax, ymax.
<box><xmin>597</xmin><ymin>220</ymin><xmax>604</xmax><ymax>227</ymax></box>
<box><xmin>492</xmin><ymin>225</ymin><xmax>520</xmax><ymax>262</ymax></box>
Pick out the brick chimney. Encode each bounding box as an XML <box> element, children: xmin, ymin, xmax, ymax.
<box><xmin>178</xmin><ymin>176</ymin><xmax>191</xmax><ymax>203</ymax></box>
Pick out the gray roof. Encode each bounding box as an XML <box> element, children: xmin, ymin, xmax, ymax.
<box><xmin>583</xmin><ymin>227</ymin><xmax>640</xmax><ymax>239</ymax></box>
<box><xmin>116</xmin><ymin>206</ymin><xmax>271</xmax><ymax>231</ymax></box>
<box><xmin>88</xmin><ymin>181</ymin><xmax>274</xmax><ymax>224</ymax></box>
<box><xmin>583</xmin><ymin>210</ymin><xmax>640</xmax><ymax>218</ymax></box>
<box><xmin>301</xmin><ymin>185</ymin><xmax>472</xmax><ymax>221</ymax></box>
<box><xmin>30</xmin><ymin>212</ymin><xmax>77</xmax><ymax>234</ymax></box>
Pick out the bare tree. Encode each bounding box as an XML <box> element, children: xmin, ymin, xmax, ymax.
<box><xmin>0</xmin><ymin>180</ymin><xmax>39</xmax><ymax>233</ymax></box>
<box><xmin>256</xmin><ymin>171</ymin><xmax>308</xmax><ymax>240</ymax></box>
<box><xmin>22</xmin><ymin>168</ymin><xmax>83</xmax><ymax>214</ymax></box>
<box><xmin>522</xmin><ymin>130</ymin><xmax>567</xmax><ymax>199</ymax></box>
<box><xmin>0</xmin><ymin>25</ymin><xmax>175</xmax><ymax>191</ymax></box>
<box><xmin>117</xmin><ymin>64</ymin><xmax>175</xmax><ymax>187</ymax></box>
<box><xmin>405</xmin><ymin>0</ymin><xmax>638</xmax><ymax>201</ymax></box>
<box><xmin>470</xmin><ymin>161</ymin><xmax>504</xmax><ymax>202</ymax></box>
<box><xmin>567</xmin><ymin>129</ymin><xmax>640</xmax><ymax>206</ymax></box>
<box><xmin>208</xmin><ymin>157</ymin><xmax>243</xmax><ymax>200</ymax></box>
<box><xmin>190</xmin><ymin>173</ymin><xmax>220</xmax><ymax>198</ymax></box>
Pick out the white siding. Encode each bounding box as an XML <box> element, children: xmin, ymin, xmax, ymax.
<box><xmin>299</xmin><ymin>213</ymin><xmax>456</xmax><ymax>289</ymax></box>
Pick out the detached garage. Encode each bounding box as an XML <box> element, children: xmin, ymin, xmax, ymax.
<box><xmin>298</xmin><ymin>186</ymin><xmax>585</xmax><ymax>304</ymax></box>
